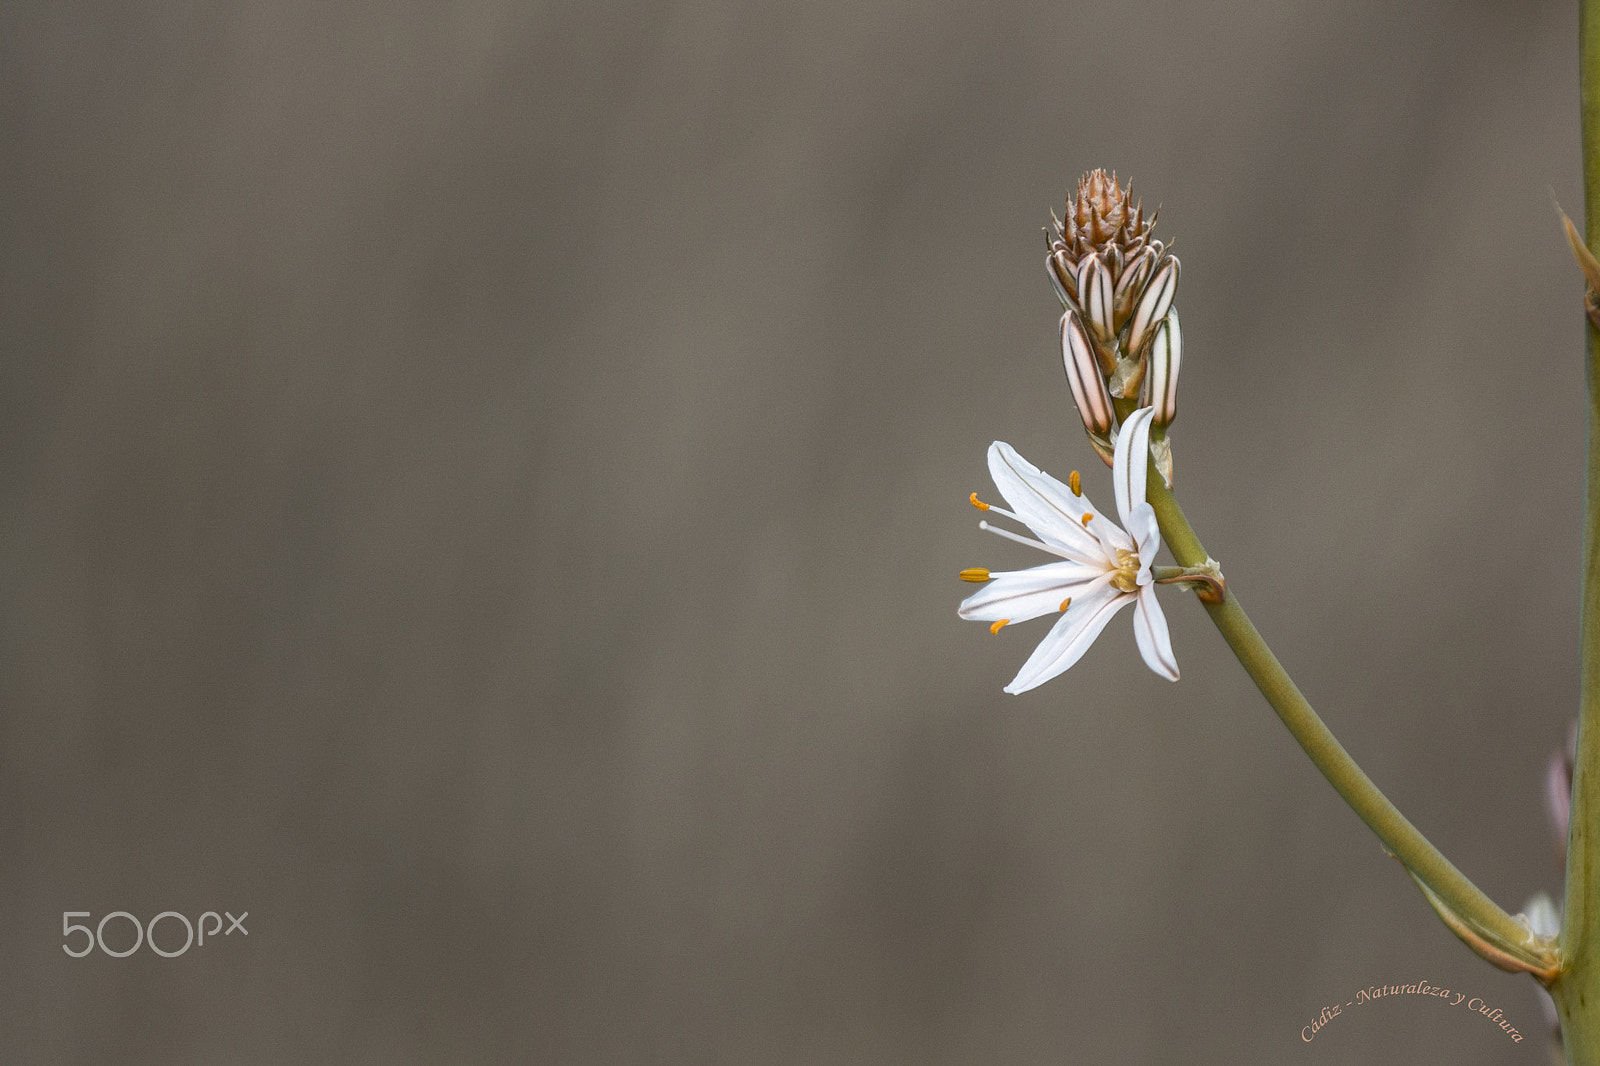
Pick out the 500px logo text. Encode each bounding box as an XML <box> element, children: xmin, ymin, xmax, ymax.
<box><xmin>61</xmin><ymin>910</ymin><xmax>248</xmax><ymax>958</ymax></box>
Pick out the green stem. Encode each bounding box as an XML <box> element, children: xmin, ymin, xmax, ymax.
<box><xmin>1551</xmin><ymin>2</ymin><xmax>1600</xmax><ymax>1058</ymax></box>
<box><xmin>1138</xmin><ymin>471</ymin><xmax>1534</xmax><ymax>958</ymax></box>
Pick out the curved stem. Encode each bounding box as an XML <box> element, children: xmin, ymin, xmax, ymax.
<box><xmin>1551</xmin><ymin>1</ymin><xmax>1600</xmax><ymax>1057</ymax></box>
<box><xmin>1139</xmin><ymin>459</ymin><xmax>1537</xmax><ymax>963</ymax></box>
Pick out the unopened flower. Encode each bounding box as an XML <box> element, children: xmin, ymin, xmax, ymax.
<box><xmin>1144</xmin><ymin>309</ymin><xmax>1180</xmax><ymax>427</ymax></box>
<box><xmin>1125</xmin><ymin>258</ymin><xmax>1177</xmax><ymax>359</ymax></box>
<box><xmin>1061</xmin><ymin>311</ymin><xmax>1115</xmax><ymax>459</ymax></box>
<box><xmin>958</xmin><ymin>406</ymin><xmax>1178</xmax><ymax>693</ymax></box>
<box><xmin>1142</xmin><ymin>308</ymin><xmax>1181</xmax><ymax>487</ymax></box>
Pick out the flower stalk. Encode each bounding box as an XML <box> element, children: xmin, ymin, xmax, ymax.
<box><xmin>1118</xmin><ymin>399</ymin><xmax>1556</xmax><ymax>978</ymax></box>
<box><xmin>1551</xmin><ymin>3</ymin><xmax>1600</xmax><ymax>1058</ymax></box>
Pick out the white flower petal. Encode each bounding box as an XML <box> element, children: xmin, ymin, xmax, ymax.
<box><xmin>1085</xmin><ymin>509</ymin><xmax>1134</xmax><ymax>558</ymax></box>
<box><xmin>987</xmin><ymin>442</ymin><xmax>1111</xmax><ymax>562</ymax></box>
<box><xmin>1113</xmin><ymin>406</ymin><xmax>1155</xmax><ymax>527</ymax></box>
<box><xmin>957</xmin><ymin>561</ymin><xmax>1108</xmax><ymax>624</ymax></box>
<box><xmin>1125</xmin><ymin>501</ymin><xmax>1161</xmax><ymax>575</ymax></box>
<box><xmin>1132</xmin><ymin>584</ymin><xmax>1179</xmax><ymax>681</ymax></box>
<box><xmin>1003</xmin><ymin>582</ymin><xmax>1133</xmax><ymax>694</ymax></box>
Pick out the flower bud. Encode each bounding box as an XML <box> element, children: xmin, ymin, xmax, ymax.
<box><xmin>1061</xmin><ymin>311</ymin><xmax>1114</xmax><ymax>438</ymax></box>
<box><xmin>1047</xmin><ymin>248</ymin><xmax>1076</xmax><ymax>307</ymax></box>
<box><xmin>1099</xmin><ymin>244</ymin><xmax>1124</xmax><ymax>282</ymax></box>
<box><xmin>1080</xmin><ymin>255</ymin><xmax>1115</xmax><ymax>351</ymax></box>
<box><xmin>1145</xmin><ymin>308</ymin><xmax>1180</xmax><ymax>427</ymax></box>
<box><xmin>1126</xmin><ymin>257</ymin><xmax>1178</xmax><ymax>356</ymax></box>
<box><xmin>1112</xmin><ymin>247</ymin><xmax>1155</xmax><ymax>331</ymax></box>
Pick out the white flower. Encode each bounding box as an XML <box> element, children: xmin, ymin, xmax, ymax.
<box><xmin>959</xmin><ymin>406</ymin><xmax>1178</xmax><ymax>693</ymax></box>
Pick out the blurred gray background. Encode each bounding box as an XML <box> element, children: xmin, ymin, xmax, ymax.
<box><xmin>0</xmin><ymin>1</ymin><xmax>1585</xmax><ymax>1062</ymax></box>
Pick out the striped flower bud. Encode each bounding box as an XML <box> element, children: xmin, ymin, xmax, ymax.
<box><xmin>1125</xmin><ymin>257</ymin><xmax>1178</xmax><ymax>357</ymax></box>
<box><xmin>1079</xmin><ymin>255</ymin><xmax>1115</xmax><ymax>354</ymax></box>
<box><xmin>1098</xmin><ymin>244</ymin><xmax>1124</xmax><ymax>284</ymax></box>
<box><xmin>1061</xmin><ymin>311</ymin><xmax>1115</xmax><ymax>460</ymax></box>
<box><xmin>1112</xmin><ymin>247</ymin><xmax>1156</xmax><ymax>331</ymax></box>
<box><xmin>1145</xmin><ymin>308</ymin><xmax>1180</xmax><ymax>427</ymax></box>
<box><xmin>1047</xmin><ymin>249</ymin><xmax>1075</xmax><ymax>307</ymax></box>
<box><xmin>1143</xmin><ymin>307</ymin><xmax>1181</xmax><ymax>487</ymax></box>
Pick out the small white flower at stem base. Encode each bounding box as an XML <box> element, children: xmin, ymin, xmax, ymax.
<box><xmin>958</xmin><ymin>406</ymin><xmax>1179</xmax><ymax>693</ymax></box>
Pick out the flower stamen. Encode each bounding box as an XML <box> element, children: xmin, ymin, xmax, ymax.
<box><xmin>1109</xmin><ymin>548</ymin><xmax>1142</xmax><ymax>592</ymax></box>
<box><xmin>977</xmin><ymin>520</ymin><xmax>1068</xmax><ymax>557</ymax></box>
<box><xmin>1059</xmin><ymin>597</ymin><xmax>1072</xmax><ymax>611</ymax></box>
<box><xmin>990</xmin><ymin>619</ymin><xmax>1009</xmax><ymax>634</ymax></box>
<box><xmin>960</xmin><ymin>568</ymin><xmax>992</xmax><ymax>583</ymax></box>
<box><xmin>970</xmin><ymin>492</ymin><xmax>1031</xmax><ymax>526</ymax></box>
<box><xmin>1069</xmin><ymin>470</ymin><xmax>1081</xmax><ymax>496</ymax></box>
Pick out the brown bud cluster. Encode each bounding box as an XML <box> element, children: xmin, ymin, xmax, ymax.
<box><xmin>1053</xmin><ymin>169</ymin><xmax>1151</xmax><ymax>260</ymax></box>
<box><xmin>1047</xmin><ymin>169</ymin><xmax>1182</xmax><ymax>483</ymax></box>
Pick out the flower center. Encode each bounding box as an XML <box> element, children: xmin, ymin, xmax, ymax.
<box><xmin>1109</xmin><ymin>548</ymin><xmax>1141</xmax><ymax>592</ymax></box>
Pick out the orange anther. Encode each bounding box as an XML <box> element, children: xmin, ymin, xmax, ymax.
<box><xmin>989</xmin><ymin>619</ymin><xmax>1009</xmax><ymax>635</ymax></box>
<box><xmin>1069</xmin><ymin>471</ymin><xmax>1081</xmax><ymax>496</ymax></box>
<box><xmin>969</xmin><ymin>492</ymin><xmax>990</xmax><ymax>511</ymax></box>
<box><xmin>1059</xmin><ymin>597</ymin><xmax>1072</xmax><ymax>612</ymax></box>
<box><xmin>959</xmin><ymin>568</ymin><xmax>991</xmax><ymax>583</ymax></box>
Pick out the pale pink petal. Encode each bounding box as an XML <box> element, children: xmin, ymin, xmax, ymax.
<box><xmin>1002</xmin><ymin>584</ymin><xmax>1133</xmax><ymax>694</ymax></box>
<box><xmin>958</xmin><ymin>564</ymin><xmax>1109</xmax><ymax>625</ymax></box>
<box><xmin>1132</xmin><ymin>584</ymin><xmax>1179</xmax><ymax>681</ymax></box>
<box><xmin>987</xmin><ymin>441</ymin><xmax>1115</xmax><ymax>562</ymax></box>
